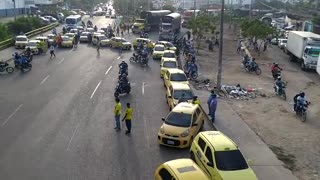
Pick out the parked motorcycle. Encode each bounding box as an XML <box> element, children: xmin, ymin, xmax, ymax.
<box><xmin>295</xmin><ymin>101</ymin><xmax>310</xmax><ymax>122</ymax></box>
<box><xmin>114</xmin><ymin>82</ymin><xmax>131</xmax><ymax>97</ymax></box>
<box><xmin>185</xmin><ymin>70</ymin><xmax>198</xmax><ymax>80</ymax></box>
<box><xmin>0</xmin><ymin>61</ymin><xmax>14</xmax><ymax>73</ymax></box>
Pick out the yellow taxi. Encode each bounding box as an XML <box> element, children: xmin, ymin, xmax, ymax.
<box><xmin>155</xmin><ymin>159</ymin><xmax>209</xmax><ymax>180</ymax></box>
<box><xmin>190</xmin><ymin>131</ymin><xmax>258</xmax><ymax>180</ymax></box>
<box><xmin>153</xmin><ymin>44</ymin><xmax>166</xmax><ymax>60</ymax></box>
<box><xmin>132</xmin><ymin>38</ymin><xmax>153</xmax><ymax>50</ymax></box>
<box><xmin>160</xmin><ymin>58</ymin><xmax>178</xmax><ymax>78</ymax></box>
<box><xmin>109</xmin><ymin>37</ymin><xmax>132</xmax><ymax>50</ymax></box>
<box><xmin>158</xmin><ymin>102</ymin><xmax>205</xmax><ymax>148</ymax></box>
<box><xmin>92</xmin><ymin>34</ymin><xmax>110</xmax><ymax>46</ymax></box>
<box><xmin>61</xmin><ymin>36</ymin><xmax>73</xmax><ymax>48</ymax></box>
<box><xmin>64</xmin><ymin>33</ymin><xmax>76</xmax><ymax>41</ymax></box>
<box><xmin>157</xmin><ymin>41</ymin><xmax>177</xmax><ymax>51</ymax></box>
<box><xmin>163</xmin><ymin>69</ymin><xmax>188</xmax><ymax>88</ymax></box>
<box><xmin>161</xmin><ymin>50</ymin><xmax>176</xmax><ymax>63</ymax></box>
<box><xmin>166</xmin><ymin>83</ymin><xmax>194</xmax><ymax>110</ymax></box>
<box><xmin>15</xmin><ymin>35</ymin><xmax>28</xmax><ymax>49</ymax></box>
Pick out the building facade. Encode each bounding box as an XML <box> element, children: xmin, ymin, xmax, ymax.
<box><xmin>0</xmin><ymin>0</ymin><xmax>27</xmax><ymax>17</ymax></box>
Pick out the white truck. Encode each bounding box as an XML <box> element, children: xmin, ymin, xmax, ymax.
<box><xmin>286</xmin><ymin>31</ymin><xmax>320</xmax><ymax>70</ymax></box>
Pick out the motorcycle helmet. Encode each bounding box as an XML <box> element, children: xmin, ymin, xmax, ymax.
<box><xmin>300</xmin><ymin>92</ymin><xmax>305</xmax><ymax>97</ymax></box>
<box><xmin>122</xmin><ymin>73</ymin><xmax>126</xmax><ymax>77</ymax></box>
<box><xmin>277</xmin><ymin>76</ymin><xmax>281</xmax><ymax>80</ymax></box>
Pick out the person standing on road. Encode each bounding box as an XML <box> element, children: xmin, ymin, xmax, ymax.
<box><xmin>49</xmin><ymin>45</ymin><xmax>56</xmax><ymax>58</ymax></box>
<box><xmin>209</xmin><ymin>94</ymin><xmax>218</xmax><ymax>123</ymax></box>
<box><xmin>207</xmin><ymin>90</ymin><xmax>215</xmax><ymax>113</ymax></box>
<box><xmin>96</xmin><ymin>37</ymin><xmax>101</xmax><ymax>52</ymax></box>
<box><xmin>114</xmin><ymin>98</ymin><xmax>122</xmax><ymax>131</ymax></box>
<box><xmin>122</xmin><ymin>103</ymin><xmax>133</xmax><ymax>135</ymax></box>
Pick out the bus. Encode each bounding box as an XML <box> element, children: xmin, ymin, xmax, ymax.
<box><xmin>64</xmin><ymin>15</ymin><xmax>82</xmax><ymax>30</ymax></box>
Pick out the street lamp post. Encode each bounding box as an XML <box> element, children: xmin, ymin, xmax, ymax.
<box><xmin>12</xmin><ymin>0</ymin><xmax>17</xmax><ymax>21</ymax></box>
<box><xmin>216</xmin><ymin>0</ymin><xmax>224</xmax><ymax>90</ymax></box>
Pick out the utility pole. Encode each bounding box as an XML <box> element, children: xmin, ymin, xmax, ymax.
<box><xmin>193</xmin><ymin>0</ymin><xmax>196</xmax><ymax>18</ymax></box>
<box><xmin>12</xmin><ymin>0</ymin><xmax>16</xmax><ymax>21</ymax></box>
<box><xmin>216</xmin><ymin>0</ymin><xmax>224</xmax><ymax>90</ymax></box>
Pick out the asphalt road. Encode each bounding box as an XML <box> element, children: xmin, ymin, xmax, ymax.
<box><xmin>0</xmin><ymin>16</ymin><xmax>212</xmax><ymax>180</ymax></box>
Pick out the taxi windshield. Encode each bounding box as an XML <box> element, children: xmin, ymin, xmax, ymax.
<box><xmin>81</xmin><ymin>32</ymin><xmax>90</xmax><ymax>36</ymax></box>
<box><xmin>173</xmin><ymin>90</ymin><xmax>193</xmax><ymax>99</ymax></box>
<box><xmin>99</xmin><ymin>36</ymin><xmax>107</xmax><ymax>40</ymax></box>
<box><xmin>215</xmin><ymin>150</ymin><xmax>248</xmax><ymax>171</ymax></box>
<box><xmin>155</xmin><ymin>46</ymin><xmax>165</xmax><ymax>51</ymax></box>
<box><xmin>27</xmin><ymin>42</ymin><xmax>37</xmax><ymax>46</ymax></box>
<box><xmin>163</xmin><ymin>61</ymin><xmax>177</xmax><ymax>68</ymax></box>
<box><xmin>170</xmin><ymin>74</ymin><xmax>187</xmax><ymax>82</ymax></box>
<box><xmin>62</xmin><ymin>37</ymin><xmax>70</xmax><ymax>41</ymax></box>
<box><xmin>163</xmin><ymin>53</ymin><xmax>175</xmax><ymax>58</ymax></box>
<box><xmin>165</xmin><ymin>112</ymin><xmax>192</xmax><ymax>127</ymax></box>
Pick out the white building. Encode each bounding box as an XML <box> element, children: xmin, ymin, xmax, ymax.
<box><xmin>0</xmin><ymin>0</ymin><xmax>27</xmax><ymax>17</ymax></box>
<box><xmin>34</xmin><ymin>0</ymin><xmax>59</xmax><ymax>5</ymax></box>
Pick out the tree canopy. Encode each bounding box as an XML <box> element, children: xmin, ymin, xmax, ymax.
<box><xmin>162</xmin><ymin>5</ymin><xmax>176</xmax><ymax>13</ymax></box>
<box><xmin>240</xmin><ymin>19</ymin><xmax>275</xmax><ymax>40</ymax></box>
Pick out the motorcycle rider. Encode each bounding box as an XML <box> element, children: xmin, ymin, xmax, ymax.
<box><xmin>274</xmin><ymin>76</ymin><xmax>285</xmax><ymax>94</ymax></box>
<box><xmin>119</xmin><ymin>61</ymin><xmax>128</xmax><ymax>74</ymax></box>
<box><xmin>19</xmin><ymin>55</ymin><xmax>29</xmax><ymax>68</ymax></box>
<box><xmin>293</xmin><ymin>92</ymin><xmax>304</xmax><ymax>111</ymax></box>
<box><xmin>52</xmin><ymin>27</ymin><xmax>57</xmax><ymax>35</ymax></box>
<box><xmin>187</xmin><ymin>61</ymin><xmax>198</xmax><ymax>78</ymax></box>
<box><xmin>119</xmin><ymin>73</ymin><xmax>129</xmax><ymax>91</ymax></box>
<box><xmin>62</xmin><ymin>27</ymin><xmax>67</xmax><ymax>34</ymax></box>
<box><xmin>249</xmin><ymin>58</ymin><xmax>257</xmax><ymax>71</ymax></box>
<box><xmin>94</xmin><ymin>25</ymin><xmax>98</xmax><ymax>32</ymax></box>
<box><xmin>296</xmin><ymin>92</ymin><xmax>308</xmax><ymax>112</ymax></box>
<box><xmin>271</xmin><ymin>63</ymin><xmax>282</xmax><ymax>78</ymax></box>
<box><xmin>25</xmin><ymin>47</ymin><xmax>32</xmax><ymax>57</ymax></box>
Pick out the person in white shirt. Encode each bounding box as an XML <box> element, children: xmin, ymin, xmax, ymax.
<box><xmin>49</xmin><ymin>45</ymin><xmax>56</xmax><ymax>58</ymax></box>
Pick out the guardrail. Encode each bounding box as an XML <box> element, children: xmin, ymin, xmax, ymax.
<box><xmin>0</xmin><ymin>22</ymin><xmax>59</xmax><ymax>51</ymax></box>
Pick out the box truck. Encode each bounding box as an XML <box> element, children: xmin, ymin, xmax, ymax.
<box><xmin>286</xmin><ymin>31</ymin><xmax>320</xmax><ymax>70</ymax></box>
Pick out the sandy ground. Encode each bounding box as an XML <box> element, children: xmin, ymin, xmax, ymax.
<box><xmin>191</xmin><ymin>25</ymin><xmax>320</xmax><ymax>180</ymax></box>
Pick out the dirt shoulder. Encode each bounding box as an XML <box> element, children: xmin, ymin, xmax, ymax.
<box><xmin>190</xmin><ymin>25</ymin><xmax>320</xmax><ymax>180</ymax></box>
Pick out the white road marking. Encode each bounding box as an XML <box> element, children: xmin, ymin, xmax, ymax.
<box><xmin>105</xmin><ymin>66</ymin><xmax>112</xmax><ymax>75</ymax></box>
<box><xmin>2</xmin><ymin>104</ymin><xmax>23</xmax><ymax>127</ymax></box>
<box><xmin>58</xmin><ymin>57</ymin><xmax>65</xmax><ymax>64</ymax></box>
<box><xmin>66</xmin><ymin>122</ymin><xmax>80</xmax><ymax>151</ymax></box>
<box><xmin>90</xmin><ymin>80</ymin><xmax>102</xmax><ymax>99</ymax></box>
<box><xmin>142</xmin><ymin>82</ymin><xmax>145</xmax><ymax>95</ymax></box>
<box><xmin>40</xmin><ymin>75</ymin><xmax>50</xmax><ymax>86</ymax></box>
<box><xmin>117</xmin><ymin>56</ymin><xmax>121</xmax><ymax>60</ymax></box>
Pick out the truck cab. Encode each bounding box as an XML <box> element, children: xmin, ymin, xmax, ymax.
<box><xmin>302</xmin><ymin>46</ymin><xmax>320</xmax><ymax>70</ymax></box>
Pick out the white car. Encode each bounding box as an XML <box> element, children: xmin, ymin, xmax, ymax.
<box><xmin>79</xmin><ymin>32</ymin><xmax>90</xmax><ymax>43</ymax></box>
<box><xmin>278</xmin><ymin>39</ymin><xmax>287</xmax><ymax>49</ymax></box>
<box><xmin>44</xmin><ymin>16</ymin><xmax>57</xmax><ymax>22</ymax></box>
<box><xmin>15</xmin><ymin>35</ymin><xmax>28</xmax><ymax>49</ymax></box>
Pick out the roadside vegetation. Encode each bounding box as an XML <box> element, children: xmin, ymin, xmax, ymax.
<box><xmin>0</xmin><ymin>17</ymin><xmax>46</xmax><ymax>41</ymax></box>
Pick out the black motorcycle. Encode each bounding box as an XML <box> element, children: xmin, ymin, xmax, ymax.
<box><xmin>20</xmin><ymin>62</ymin><xmax>32</xmax><ymax>72</ymax></box>
<box><xmin>272</xmin><ymin>70</ymin><xmax>281</xmax><ymax>80</ymax></box>
<box><xmin>129</xmin><ymin>53</ymin><xmax>141</xmax><ymax>63</ymax></box>
<box><xmin>243</xmin><ymin>60</ymin><xmax>262</xmax><ymax>75</ymax></box>
<box><xmin>114</xmin><ymin>82</ymin><xmax>131</xmax><ymax>97</ymax></box>
<box><xmin>274</xmin><ymin>83</ymin><xmax>287</xmax><ymax>100</ymax></box>
<box><xmin>296</xmin><ymin>102</ymin><xmax>310</xmax><ymax>122</ymax></box>
<box><xmin>141</xmin><ymin>57</ymin><xmax>148</xmax><ymax>66</ymax></box>
<box><xmin>0</xmin><ymin>61</ymin><xmax>14</xmax><ymax>73</ymax></box>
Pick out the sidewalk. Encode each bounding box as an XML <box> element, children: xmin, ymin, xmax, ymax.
<box><xmin>192</xmin><ymin>87</ymin><xmax>298</xmax><ymax>180</ymax></box>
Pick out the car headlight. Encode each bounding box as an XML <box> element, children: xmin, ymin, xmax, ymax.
<box><xmin>160</xmin><ymin>126</ymin><xmax>165</xmax><ymax>134</ymax></box>
<box><xmin>181</xmin><ymin>129</ymin><xmax>190</xmax><ymax>137</ymax></box>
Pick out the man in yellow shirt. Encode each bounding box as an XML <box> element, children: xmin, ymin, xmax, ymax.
<box><xmin>192</xmin><ymin>96</ymin><xmax>201</xmax><ymax>105</ymax></box>
<box><xmin>114</xmin><ymin>98</ymin><xmax>122</xmax><ymax>131</ymax></box>
<box><xmin>122</xmin><ymin>103</ymin><xmax>133</xmax><ymax>134</ymax></box>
